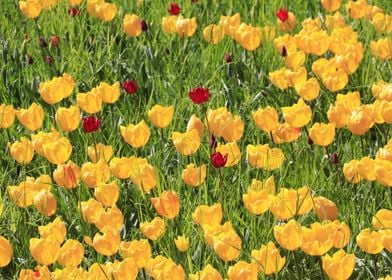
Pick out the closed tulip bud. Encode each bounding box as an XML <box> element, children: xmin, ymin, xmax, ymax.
<box><xmin>168</xmin><ymin>2</ymin><xmax>180</xmax><ymax>15</ymax></box>
<box><xmin>174</xmin><ymin>235</ymin><xmax>189</xmax><ymax>252</ymax></box>
<box><xmin>81</xmin><ymin>159</ymin><xmax>111</xmax><ymax>188</ymax></box>
<box><xmin>123</xmin><ymin>80</ymin><xmax>138</xmax><ymax>94</ymax></box>
<box><xmin>94</xmin><ymin>181</ymin><xmax>119</xmax><ymax>207</ymax></box>
<box><xmin>207</xmin><ymin>107</ymin><xmax>244</xmax><ymax>142</ymax></box>
<box><xmin>356</xmin><ymin>228</ymin><xmax>383</xmax><ymax>254</ymax></box>
<box><xmin>176</xmin><ymin>16</ymin><xmax>197</xmax><ymax>37</ymax></box>
<box><xmin>123</xmin><ymin>14</ymin><xmax>142</xmax><ymax>37</ymax></box>
<box><xmin>172</xmin><ymin>129</ymin><xmax>201</xmax><ymax>155</ymax></box>
<box><xmin>192</xmin><ymin>203</ymin><xmax>222</xmax><ymax>227</ymax></box>
<box><xmin>148</xmin><ymin>105</ymin><xmax>174</xmax><ymax>128</ymax></box>
<box><xmin>57</xmin><ymin>240</ymin><xmax>84</xmax><ymax>267</ymax></box>
<box><xmin>251</xmin><ymin>242</ymin><xmax>286</xmax><ymax>275</ymax></box>
<box><xmin>210</xmin><ymin>152</ymin><xmax>228</xmax><ymax>168</ymax></box>
<box><xmin>274</xmin><ymin>220</ymin><xmax>303</xmax><ymax>250</ymax></box>
<box><xmin>314</xmin><ymin>196</ymin><xmax>339</xmax><ymax>221</ymax></box>
<box><xmin>225</xmin><ymin>52</ymin><xmax>232</xmax><ymax>63</ymax></box>
<box><xmin>0</xmin><ymin>236</ymin><xmax>12</xmax><ymax>267</ymax></box>
<box><xmin>151</xmin><ymin>191</ymin><xmax>180</xmax><ymax>220</ymax></box>
<box><xmin>140</xmin><ymin>19</ymin><xmax>148</xmax><ymax>31</ymax></box>
<box><xmin>88</xmin><ymin>143</ymin><xmax>113</xmax><ymax>163</ymax></box>
<box><xmin>29</xmin><ymin>236</ymin><xmax>60</xmax><ymax>265</ymax></box>
<box><xmin>95</xmin><ymin>2</ymin><xmax>117</xmax><ymax>22</ymax></box>
<box><xmin>55</xmin><ymin>106</ymin><xmax>80</xmax><ymax>132</ymax></box>
<box><xmin>343</xmin><ymin>160</ymin><xmax>362</xmax><ymax>184</ymax></box>
<box><xmin>282</xmin><ymin>98</ymin><xmax>312</xmax><ymax>128</ymax></box>
<box><xmin>53</xmin><ymin>161</ymin><xmax>81</xmax><ymax>189</ymax></box>
<box><xmin>120</xmin><ymin>120</ymin><xmax>150</xmax><ymax>148</ymax></box>
<box><xmin>140</xmin><ymin>217</ymin><xmax>165</xmax><ymax>240</ymax></box>
<box><xmin>15</xmin><ymin>102</ymin><xmax>44</xmax><ymax>131</ymax></box>
<box><xmin>93</xmin><ymin>229</ymin><xmax>121</xmax><ymax>256</ymax></box>
<box><xmin>309</xmin><ymin>122</ymin><xmax>336</xmax><ymax>146</ymax></box>
<box><xmin>189</xmin><ymin>264</ymin><xmax>222</xmax><ymax>280</ymax></box>
<box><xmin>322</xmin><ymin>249</ymin><xmax>355</xmax><ymax>280</ymax></box>
<box><xmin>252</xmin><ymin>106</ymin><xmax>279</xmax><ymax>133</ymax></box>
<box><xmin>203</xmin><ymin>24</ymin><xmax>225</xmax><ymax>45</ymax></box>
<box><xmin>372</xmin><ymin>209</ymin><xmax>392</xmax><ymax>229</ymax></box>
<box><xmin>43</xmin><ymin>137</ymin><xmax>72</xmax><ymax>165</ymax></box>
<box><xmin>301</xmin><ymin>222</ymin><xmax>334</xmax><ymax>256</ymax></box>
<box><xmin>120</xmin><ymin>239</ymin><xmax>151</xmax><ymax>268</ymax></box>
<box><xmin>33</xmin><ymin>190</ymin><xmax>57</xmax><ymax>216</ymax></box>
<box><xmin>234</xmin><ymin>23</ymin><xmax>262</xmax><ymax>51</ymax></box>
<box><xmin>9</xmin><ymin>137</ymin><xmax>34</xmax><ymax>164</ymax></box>
<box><xmin>186</xmin><ymin>114</ymin><xmax>204</xmax><ymax>138</ymax></box>
<box><xmin>228</xmin><ymin>261</ymin><xmax>258</xmax><ymax>280</ymax></box>
<box><xmin>0</xmin><ymin>104</ymin><xmax>15</xmax><ymax>128</ymax></box>
<box><xmin>182</xmin><ymin>164</ymin><xmax>206</xmax><ymax>187</ymax></box>
<box><xmin>38</xmin><ymin>217</ymin><xmax>66</xmax><ymax>243</ymax></box>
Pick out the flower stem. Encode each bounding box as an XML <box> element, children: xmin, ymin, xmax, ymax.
<box><xmin>318</xmin><ymin>256</ymin><xmax>325</xmax><ymax>280</ymax></box>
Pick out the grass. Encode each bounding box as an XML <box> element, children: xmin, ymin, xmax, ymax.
<box><xmin>0</xmin><ymin>0</ymin><xmax>392</xmax><ymax>279</ymax></box>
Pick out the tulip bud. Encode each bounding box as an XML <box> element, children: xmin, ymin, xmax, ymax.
<box><xmin>210</xmin><ymin>152</ymin><xmax>228</xmax><ymax>168</ymax></box>
<box><xmin>168</xmin><ymin>2</ymin><xmax>180</xmax><ymax>15</ymax></box>
<box><xmin>225</xmin><ymin>52</ymin><xmax>232</xmax><ymax>63</ymax></box>
<box><xmin>123</xmin><ymin>80</ymin><xmax>138</xmax><ymax>94</ymax></box>
<box><xmin>140</xmin><ymin>19</ymin><xmax>148</xmax><ymax>31</ymax></box>
<box><xmin>68</xmin><ymin>7</ymin><xmax>80</xmax><ymax>17</ymax></box>
<box><xmin>50</xmin><ymin>36</ymin><xmax>59</xmax><ymax>47</ymax></box>
<box><xmin>39</xmin><ymin>37</ymin><xmax>48</xmax><ymax>48</ymax></box>
<box><xmin>45</xmin><ymin>55</ymin><xmax>53</xmax><ymax>64</ymax></box>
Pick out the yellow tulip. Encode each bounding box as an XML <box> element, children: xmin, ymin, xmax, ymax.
<box><xmin>109</xmin><ymin>157</ymin><xmax>133</xmax><ymax>179</ymax></box>
<box><xmin>0</xmin><ymin>236</ymin><xmax>12</xmax><ymax>267</ymax></box>
<box><xmin>151</xmin><ymin>191</ymin><xmax>180</xmax><ymax>220</ymax></box>
<box><xmin>87</xmin><ymin>143</ymin><xmax>113</xmax><ymax>163</ymax></box>
<box><xmin>96</xmin><ymin>81</ymin><xmax>120</xmax><ymax>104</ymax></box>
<box><xmin>176</xmin><ymin>16</ymin><xmax>197</xmax><ymax>37</ymax></box>
<box><xmin>243</xmin><ymin>178</ymin><xmax>275</xmax><ymax>215</ymax></box>
<box><xmin>372</xmin><ymin>209</ymin><xmax>392</xmax><ymax>229</ymax></box>
<box><xmin>81</xmin><ymin>198</ymin><xmax>104</xmax><ymax>224</ymax></box>
<box><xmin>174</xmin><ymin>235</ymin><xmax>189</xmax><ymax>252</ymax></box>
<box><xmin>227</xmin><ymin>261</ymin><xmax>258</xmax><ymax>280</ymax></box>
<box><xmin>192</xmin><ymin>203</ymin><xmax>222</xmax><ymax>228</ymax></box>
<box><xmin>189</xmin><ymin>264</ymin><xmax>222</xmax><ymax>280</ymax></box>
<box><xmin>207</xmin><ymin>107</ymin><xmax>244</xmax><ymax>142</ymax></box>
<box><xmin>110</xmin><ymin>258</ymin><xmax>139</xmax><ymax>280</ymax></box>
<box><xmin>124</xmin><ymin>14</ymin><xmax>142</xmax><ymax>37</ymax></box>
<box><xmin>321</xmin><ymin>0</ymin><xmax>341</xmax><ymax>12</ymax></box>
<box><xmin>31</xmin><ymin>128</ymin><xmax>60</xmax><ymax>156</ymax></box>
<box><xmin>148</xmin><ymin>104</ymin><xmax>174</xmax><ymax>128</ymax></box>
<box><xmin>347</xmin><ymin>107</ymin><xmax>373</xmax><ymax>135</ymax></box>
<box><xmin>140</xmin><ymin>217</ymin><xmax>165</xmax><ymax>241</ymax></box>
<box><xmin>53</xmin><ymin>161</ymin><xmax>80</xmax><ymax>190</ymax></box>
<box><xmin>120</xmin><ymin>239</ymin><xmax>151</xmax><ymax>268</ymax></box>
<box><xmin>94</xmin><ymin>181</ymin><xmax>119</xmax><ymax>207</ymax></box>
<box><xmin>42</xmin><ymin>136</ymin><xmax>72</xmax><ymax>165</ymax></box>
<box><xmin>343</xmin><ymin>160</ymin><xmax>363</xmax><ymax>184</ymax></box>
<box><xmin>19</xmin><ymin>0</ymin><xmax>42</xmax><ymax>19</ymax></box>
<box><xmin>234</xmin><ymin>23</ymin><xmax>261</xmax><ymax>51</ymax></box>
<box><xmin>309</xmin><ymin>122</ymin><xmax>336</xmax><ymax>146</ymax></box>
<box><xmin>172</xmin><ymin>129</ymin><xmax>201</xmax><ymax>155</ymax></box>
<box><xmin>162</xmin><ymin>15</ymin><xmax>178</xmax><ymax>34</ymax></box>
<box><xmin>322</xmin><ymin>249</ymin><xmax>355</xmax><ymax>280</ymax></box>
<box><xmin>0</xmin><ymin>104</ymin><xmax>15</xmax><ymax>128</ymax></box>
<box><xmin>186</xmin><ymin>114</ymin><xmax>204</xmax><ymax>138</ymax></box>
<box><xmin>93</xmin><ymin>229</ymin><xmax>121</xmax><ymax>256</ymax></box>
<box><xmin>356</xmin><ymin>228</ymin><xmax>383</xmax><ymax>254</ymax></box>
<box><xmin>277</xmin><ymin>12</ymin><xmax>296</xmax><ymax>32</ymax></box>
<box><xmin>182</xmin><ymin>164</ymin><xmax>207</xmax><ymax>187</ymax></box>
<box><xmin>219</xmin><ymin>13</ymin><xmax>241</xmax><ymax>37</ymax></box>
<box><xmin>39</xmin><ymin>73</ymin><xmax>75</xmax><ymax>105</ymax></box>
<box><xmin>9</xmin><ymin>137</ymin><xmax>34</xmax><ymax>164</ymax></box>
<box><xmin>57</xmin><ymin>239</ymin><xmax>84</xmax><ymax>267</ymax></box>
<box><xmin>375</xmin><ymin>159</ymin><xmax>392</xmax><ymax>187</ymax></box>
<box><xmin>95</xmin><ymin>2</ymin><xmax>117</xmax><ymax>22</ymax></box>
<box><xmin>300</xmin><ymin>222</ymin><xmax>334</xmax><ymax>256</ymax></box>
<box><xmin>94</xmin><ymin>206</ymin><xmax>124</xmax><ymax>232</ymax></box>
<box><xmin>357</xmin><ymin>157</ymin><xmax>376</xmax><ymax>181</ymax></box>
<box><xmin>295</xmin><ymin>77</ymin><xmax>320</xmax><ymax>101</ymax></box>
<box><xmin>314</xmin><ymin>196</ymin><xmax>339</xmax><ymax>221</ymax></box>
<box><xmin>55</xmin><ymin>106</ymin><xmax>80</xmax><ymax>132</ymax></box>
<box><xmin>145</xmin><ymin>256</ymin><xmax>185</xmax><ymax>280</ymax></box>
<box><xmin>252</xmin><ymin>106</ymin><xmax>279</xmax><ymax>133</ymax></box>
<box><xmin>216</xmin><ymin>142</ymin><xmax>241</xmax><ymax>167</ymax></box>
<box><xmin>203</xmin><ymin>24</ymin><xmax>225</xmax><ymax>45</ymax></box>
<box><xmin>86</xmin><ymin>0</ymin><xmax>104</xmax><ymax>16</ymax></box>
<box><xmin>120</xmin><ymin>120</ymin><xmax>150</xmax><ymax>148</ymax></box>
<box><xmin>15</xmin><ymin>103</ymin><xmax>44</xmax><ymax>131</ymax></box>
<box><xmin>80</xmin><ymin>159</ymin><xmax>111</xmax><ymax>188</ymax></box>
<box><xmin>246</xmin><ymin>144</ymin><xmax>284</xmax><ymax>170</ymax></box>
<box><xmin>38</xmin><ymin>217</ymin><xmax>66</xmax><ymax>244</ymax></box>
<box><xmin>282</xmin><ymin>98</ymin><xmax>312</xmax><ymax>128</ymax></box>
<box><xmin>346</xmin><ymin>0</ymin><xmax>369</xmax><ymax>19</ymax></box>
<box><xmin>29</xmin><ymin>235</ymin><xmax>60</xmax><ymax>265</ymax></box>
<box><xmin>251</xmin><ymin>242</ymin><xmax>286</xmax><ymax>275</ymax></box>
<box><xmin>33</xmin><ymin>190</ymin><xmax>57</xmax><ymax>216</ymax></box>
<box><xmin>76</xmin><ymin>91</ymin><xmax>102</xmax><ymax>114</ymax></box>
<box><xmin>274</xmin><ymin>220</ymin><xmax>303</xmax><ymax>250</ymax></box>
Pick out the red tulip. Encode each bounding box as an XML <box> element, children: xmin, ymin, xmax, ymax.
<box><xmin>123</xmin><ymin>80</ymin><xmax>138</xmax><ymax>95</ymax></box>
<box><xmin>168</xmin><ymin>2</ymin><xmax>181</xmax><ymax>15</ymax></box>
<box><xmin>82</xmin><ymin>115</ymin><xmax>101</xmax><ymax>133</ymax></box>
<box><xmin>276</xmin><ymin>8</ymin><xmax>289</xmax><ymax>22</ymax></box>
<box><xmin>210</xmin><ymin>152</ymin><xmax>228</xmax><ymax>168</ymax></box>
<box><xmin>68</xmin><ymin>7</ymin><xmax>80</xmax><ymax>17</ymax></box>
<box><xmin>281</xmin><ymin>46</ymin><xmax>287</xmax><ymax>57</ymax></box>
<box><xmin>225</xmin><ymin>52</ymin><xmax>232</xmax><ymax>63</ymax></box>
<box><xmin>140</xmin><ymin>19</ymin><xmax>148</xmax><ymax>31</ymax></box>
<box><xmin>188</xmin><ymin>87</ymin><xmax>209</xmax><ymax>104</ymax></box>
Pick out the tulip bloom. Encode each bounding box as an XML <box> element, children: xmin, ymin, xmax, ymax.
<box><xmin>356</xmin><ymin>229</ymin><xmax>384</xmax><ymax>254</ymax></box>
<box><xmin>123</xmin><ymin>14</ymin><xmax>142</xmax><ymax>37</ymax></box>
<box><xmin>9</xmin><ymin>137</ymin><xmax>34</xmax><ymax>164</ymax></box>
<box><xmin>53</xmin><ymin>161</ymin><xmax>80</xmax><ymax>189</ymax></box>
<box><xmin>146</xmin><ymin>256</ymin><xmax>185</xmax><ymax>280</ymax></box>
<box><xmin>77</xmin><ymin>91</ymin><xmax>102</xmax><ymax>114</ymax></box>
<box><xmin>168</xmin><ymin>2</ymin><xmax>180</xmax><ymax>15</ymax></box>
<box><xmin>82</xmin><ymin>115</ymin><xmax>101</xmax><ymax>133</ymax></box>
<box><xmin>189</xmin><ymin>87</ymin><xmax>209</xmax><ymax>104</ymax></box>
<box><xmin>172</xmin><ymin>129</ymin><xmax>201</xmax><ymax>155</ymax></box>
<box><xmin>309</xmin><ymin>123</ymin><xmax>336</xmax><ymax>146</ymax></box>
<box><xmin>274</xmin><ymin>220</ymin><xmax>303</xmax><ymax>250</ymax></box>
<box><xmin>227</xmin><ymin>261</ymin><xmax>258</xmax><ymax>280</ymax></box>
<box><xmin>42</xmin><ymin>137</ymin><xmax>72</xmax><ymax>165</ymax></box>
<box><xmin>182</xmin><ymin>164</ymin><xmax>207</xmax><ymax>187</ymax></box>
<box><xmin>372</xmin><ymin>209</ymin><xmax>392</xmax><ymax>229</ymax></box>
<box><xmin>210</xmin><ymin>152</ymin><xmax>228</xmax><ymax>168</ymax></box>
<box><xmin>151</xmin><ymin>191</ymin><xmax>180</xmax><ymax>220</ymax></box>
<box><xmin>33</xmin><ymin>190</ymin><xmax>57</xmax><ymax>216</ymax></box>
<box><xmin>0</xmin><ymin>104</ymin><xmax>15</xmax><ymax>128</ymax></box>
<box><xmin>120</xmin><ymin>120</ymin><xmax>150</xmax><ymax>148</ymax></box>
<box><xmin>30</xmin><ymin>236</ymin><xmax>61</xmax><ymax>265</ymax></box>
<box><xmin>186</xmin><ymin>114</ymin><xmax>204</xmax><ymax>138</ymax></box>
<box><xmin>148</xmin><ymin>105</ymin><xmax>174</xmax><ymax>128</ymax></box>
<box><xmin>38</xmin><ymin>217</ymin><xmax>66</xmax><ymax>244</ymax></box>
<box><xmin>322</xmin><ymin>249</ymin><xmax>355</xmax><ymax>280</ymax></box>
<box><xmin>189</xmin><ymin>264</ymin><xmax>222</xmax><ymax>280</ymax></box>
<box><xmin>57</xmin><ymin>240</ymin><xmax>84</xmax><ymax>267</ymax></box>
<box><xmin>15</xmin><ymin>102</ymin><xmax>44</xmax><ymax>131</ymax></box>
<box><xmin>192</xmin><ymin>203</ymin><xmax>223</xmax><ymax>228</ymax></box>
<box><xmin>252</xmin><ymin>106</ymin><xmax>279</xmax><ymax>133</ymax></box>
<box><xmin>93</xmin><ymin>229</ymin><xmax>121</xmax><ymax>256</ymax></box>
<box><xmin>120</xmin><ymin>239</ymin><xmax>151</xmax><ymax>268</ymax></box>
<box><xmin>0</xmin><ymin>236</ymin><xmax>12</xmax><ymax>267</ymax></box>
<box><xmin>55</xmin><ymin>106</ymin><xmax>80</xmax><ymax>132</ymax></box>
<box><xmin>203</xmin><ymin>24</ymin><xmax>225</xmax><ymax>45</ymax></box>
<box><xmin>140</xmin><ymin>217</ymin><xmax>165</xmax><ymax>240</ymax></box>
<box><xmin>251</xmin><ymin>242</ymin><xmax>286</xmax><ymax>275</ymax></box>
<box><xmin>207</xmin><ymin>107</ymin><xmax>244</xmax><ymax>142</ymax></box>
<box><xmin>174</xmin><ymin>235</ymin><xmax>189</xmax><ymax>252</ymax></box>
<box><xmin>39</xmin><ymin>73</ymin><xmax>75</xmax><ymax>105</ymax></box>
<box><xmin>314</xmin><ymin>196</ymin><xmax>339</xmax><ymax>221</ymax></box>
<box><xmin>123</xmin><ymin>80</ymin><xmax>138</xmax><ymax>94</ymax></box>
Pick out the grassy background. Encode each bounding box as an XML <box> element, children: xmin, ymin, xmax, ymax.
<box><xmin>0</xmin><ymin>0</ymin><xmax>392</xmax><ymax>279</ymax></box>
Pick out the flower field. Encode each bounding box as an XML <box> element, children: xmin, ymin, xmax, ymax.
<box><xmin>0</xmin><ymin>0</ymin><xmax>392</xmax><ymax>279</ymax></box>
